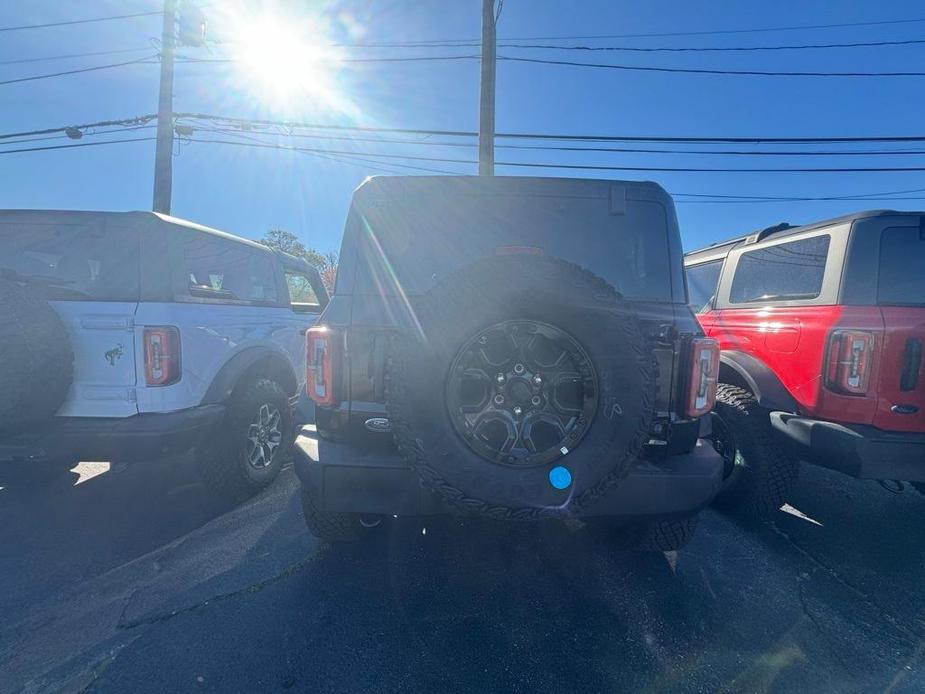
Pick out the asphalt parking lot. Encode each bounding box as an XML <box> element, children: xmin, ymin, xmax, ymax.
<box><xmin>3</xmin><ymin>439</ymin><xmax>925</xmax><ymax>694</ymax></box>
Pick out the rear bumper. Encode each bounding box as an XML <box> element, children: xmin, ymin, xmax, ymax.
<box><xmin>0</xmin><ymin>405</ymin><xmax>225</xmax><ymax>463</ymax></box>
<box><xmin>292</xmin><ymin>426</ymin><xmax>723</xmax><ymax>521</ymax></box>
<box><xmin>770</xmin><ymin>413</ymin><xmax>925</xmax><ymax>481</ymax></box>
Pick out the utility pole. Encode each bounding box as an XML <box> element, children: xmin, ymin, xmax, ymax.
<box><xmin>478</xmin><ymin>0</ymin><xmax>496</xmax><ymax>176</ymax></box>
<box><xmin>152</xmin><ymin>0</ymin><xmax>176</xmax><ymax>214</ymax></box>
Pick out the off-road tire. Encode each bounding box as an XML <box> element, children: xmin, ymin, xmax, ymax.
<box><xmin>199</xmin><ymin>378</ymin><xmax>293</xmax><ymax>499</ymax></box>
<box><xmin>710</xmin><ymin>383</ymin><xmax>798</xmax><ymax>519</ymax></box>
<box><xmin>631</xmin><ymin>516</ymin><xmax>699</xmax><ymax>552</ymax></box>
<box><xmin>300</xmin><ymin>486</ymin><xmax>359</xmax><ymax>544</ymax></box>
<box><xmin>386</xmin><ymin>255</ymin><xmax>657</xmax><ymax>520</ymax></box>
<box><xmin>0</xmin><ymin>279</ymin><xmax>73</xmax><ymax>432</ymax></box>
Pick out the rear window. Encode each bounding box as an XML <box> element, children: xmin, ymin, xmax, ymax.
<box><xmin>879</xmin><ymin>226</ymin><xmax>925</xmax><ymax>306</ymax></box>
<box><xmin>183</xmin><ymin>234</ymin><xmax>280</xmax><ymax>304</ymax></box>
<box><xmin>685</xmin><ymin>260</ymin><xmax>722</xmax><ymax>313</ymax></box>
<box><xmin>349</xmin><ymin>191</ymin><xmax>674</xmax><ymax>301</ymax></box>
<box><xmin>730</xmin><ymin>235</ymin><xmax>830</xmax><ymax>304</ymax></box>
<box><xmin>0</xmin><ymin>222</ymin><xmax>139</xmax><ymax>301</ymax></box>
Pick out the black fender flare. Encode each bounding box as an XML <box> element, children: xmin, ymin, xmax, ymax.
<box><xmin>718</xmin><ymin>351</ymin><xmax>799</xmax><ymax>413</ymax></box>
<box><xmin>201</xmin><ymin>347</ymin><xmax>299</xmax><ymax>406</ymax></box>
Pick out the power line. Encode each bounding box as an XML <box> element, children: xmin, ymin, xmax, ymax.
<box><xmin>181</xmin><ymin>126</ymin><xmax>925</xmax><ymax>156</ymax></box>
<box><xmin>175</xmin><ymin>52</ymin><xmax>925</xmax><ymax>78</ymax></box>
<box><xmin>0</xmin><ymin>137</ymin><xmax>156</xmax><ymax>155</ymax></box>
<box><xmin>0</xmin><ymin>10</ymin><xmax>160</xmax><ymax>33</ymax></box>
<box><xmin>347</xmin><ymin>37</ymin><xmax>925</xmax><ymax>53</ymax></box>
<box><xmin>176</xmin><ymin>112</ymin><xmax>478</xmax><ymax>138</ymax></box>
<box><xmin>0</xmin><ymin>46</ymin><xmax>153</xmax><ymax>66</ymax></box>
<box><xmin>673</xmin><ymin>186</ymin><xmax>925</xmax><ymax>200</ymax></box>
<box><xmin>13</xmin><ymin>112</ymin><xmax>925</xmax><ymax>148</ymax></box>
<box><xmin>0</xmin><ymin>125</ymin><xmax>156</xmax><ymax>148</ymax></box>
<box><xmin>0</xmin><ymin>115</ymin><xmax>156</xmax><ymax>141</ymax></box>
<box><xmin>174</xmin><ymin>54</ymin><xmax>480</xmax><ymax>65</ymax></box>
<box><xmin>0</xmin><ymin>55</ymin><xmax>158</xmax><ymax>87</ymax></box>
<box><xmin>676</xmin><ymin>196</ymin><xmax>925</xmax><ymax>204</ymax></box>
<box><xmin>498</xmin><ymin>55</ymin><xmax>925</xmax><ymax>78</ymax></box>
<box><xmin>184</xmin><ymin>136</ymin><xmax>925</xmax><ymax>173</ymax></box>
<box><xmin>495</xmin><ymin>37</ymin><xmax>925</xmax><ymax>53</ymax></box>
<box><xmin>358</xmin><ymin>16</ymin><xmax>925</xmax><ymax>45</ymax></box>
<box><xmin>177</xmin><ymin>112</ymin><xmax>925</xmax><ymax>144</ymax></box>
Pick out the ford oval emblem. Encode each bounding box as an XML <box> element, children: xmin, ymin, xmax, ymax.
<box><xmin>364</xmin><ymin>417</ymin><xmax>392</xmax><ymax>433</ymax></box>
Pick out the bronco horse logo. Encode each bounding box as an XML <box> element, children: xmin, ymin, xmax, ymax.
<box><xmin>104</xmin><ymin>343</ymin><xmax>124</xmax><ymax>366</ymax></box>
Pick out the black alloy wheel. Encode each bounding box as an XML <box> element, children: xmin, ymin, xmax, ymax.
<box><xmin>446</xmin><ymin>320</ymin><xmax>598</xmax><ymax>468</ymax></box>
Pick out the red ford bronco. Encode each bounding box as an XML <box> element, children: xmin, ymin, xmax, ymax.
<box><xmin>685</xmin><ymin>211</ymin><xmax>925</xmax><ymax>517</ymax></box>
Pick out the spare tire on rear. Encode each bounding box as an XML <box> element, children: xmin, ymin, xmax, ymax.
<box><xmin>386</xmin><ymin>255</ymin><xmax>657</xmax><ymax>520</ymax></box>
<box><xmin>0</xmin><ymin>279</ymin><xmax>74</xmax><ymax>433</ymax></box>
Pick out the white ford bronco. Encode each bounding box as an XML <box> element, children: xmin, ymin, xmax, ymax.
<box><xmin>0</xmin><ymin>210</ymin><xmax>328</xmax><ymax>496</ymax></box>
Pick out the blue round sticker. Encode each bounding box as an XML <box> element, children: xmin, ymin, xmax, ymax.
<box><xmin>549</xmin><ymin>466</ymin><xmax>572</xmax><ymax>490</ymax></box>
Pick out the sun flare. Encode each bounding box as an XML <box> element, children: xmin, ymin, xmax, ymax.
<box><xmin>227</xmin><ymin>13</ymin><xmax>351</xmax><ymax>113</ymax></box>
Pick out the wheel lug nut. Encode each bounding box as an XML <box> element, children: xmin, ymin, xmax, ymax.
<box><xmin>532</xmin><ymin>374</ymin><xmax>542</xmax><ymax>385</ymax></box>
<box><xmin>514</xmin><ymin>363</ymin><xmax>525</xmax><ymax>374</ymax></box>
<box><xmin>494</xmin><ymin>394</ymin><xmax>505</xmax><ymax>405</ymax></box>
<box><xmin>531</xmin><ymin>396</ymin><xmax>541</xmax><ymax>406</ymax></box>
<box><xmin>496</xmin><ymin>373</ymin><xmax>505</xmax><ymax>384</ymax></box>
<box><xmin>513</xmin><ymin>406</ymin><xmax>523</xmax><ymax>416</ymax></box>
<box><xmin>478</xmin><ymin>335</ymin><xmax>488</xmax><ymax>345</ymax></box>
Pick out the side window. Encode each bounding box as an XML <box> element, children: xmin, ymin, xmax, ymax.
<box><xmin>183</xmin><ymin>235</ymin><xmax>279</xmax><ymax>304</ymax></box>
<box><xmin>730</xmin><ymin>235</ymin><xmax>830</xmax><ymax>304</ymax></box>
<box><xmin>878</xmin><ymin>226</ymin><xmax>925</xmax><ymax>306</ymax></box>
<box><xmin>685</xmin><ymin>260</ymin><xmax>722</xmax><ymax>313</ymax></box>
<box><xmin>285</xmin><ymin>271</ymin><xmax>320</xmax><ymax>312</ymax></box>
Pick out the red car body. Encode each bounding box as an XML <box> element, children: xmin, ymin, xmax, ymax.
<box><xmin>685</xmin><ymin>211</ymin><xmax>924</xmax><ymax>483</ymax></box>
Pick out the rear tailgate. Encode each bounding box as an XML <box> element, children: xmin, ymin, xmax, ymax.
<box><xmin>874</xmin><ymin>224</ymin><xmax>925</xmax><ymax>432</ymax></box>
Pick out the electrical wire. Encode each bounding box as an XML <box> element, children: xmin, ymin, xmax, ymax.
<box><xmin>0</xmin><ymin>115</ymin><xmax>157</xmax><ymax>141</ymax></box>
<box><xmin>176</xmin><ymin>112</ymin><xmax>925</xmax><ymax>144</ymax></box>
<box><xmin>0</xmin><ymin>55</ymin><xmax>158</xmax><ymax>87</ymax></box>
<box><xmin>498</xmin><ymin>55</ymin><xmax>925</xmax><ymax>78</ymax></box>
<box><xmin>354</xmin><ymin>16</ymin><xmax>925</xmax><ymax>45</ymax></box>
<box><xmin>0</xmin><ymin>47</ymin><xmax>153</xmax><ymax>66</ymax></box>
<box><xmin>176</xmin><ymin>125</ymin><xmax>925</xmax><ymax>156</ymax></box>
<box><xmin>0</xmin><ymin>137</ymin><xmax>156</xmax><ymax>155</ymax></box>
<box><xmin>0</xmin><ymin>10</ymin><xmax>160</xmax><ymax>32</ymax></box>
<box><xmin>346</xmin><ymin>37</ymin><xmax>925</xmax><ymax>52</ymax></box>
<box><xmin>183</xmin><ymin>136</ymin><xmax>925</xmax><ymax>172</ymax></box>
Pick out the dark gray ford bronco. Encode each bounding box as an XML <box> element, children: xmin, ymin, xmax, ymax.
<box><xmin>294</xmin><ymin>176</ymin><xmax>723</xmax><ymax>551</ymax></box>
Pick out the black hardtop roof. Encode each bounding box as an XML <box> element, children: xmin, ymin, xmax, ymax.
<box><xmin>352</xmin><ymin>174</ymin><xmax>674</xmax><ymax>204</ymax></box>
<box><xmin>684</xmin><ymin>208</ymin><xmax>923</xmax><ymax>264</ymax></box>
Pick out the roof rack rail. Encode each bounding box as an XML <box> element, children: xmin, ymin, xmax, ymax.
<box><xmin>745</xmin><ymin>222</ymin><xmax>794</xmax><ymax>244</ymax></box>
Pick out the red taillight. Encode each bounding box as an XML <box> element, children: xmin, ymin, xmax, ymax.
<box><xmin>825</xmin><ymin>330</ymin><xmax>875</xmax><ymax>395</ymax></box>
<box><xmin>144</xmin><ymin>326</ymin><xmax>180</xmax><ymax>386</ymax></box>
<box><xmin>306</xmin><ymin>326</ymin><xmax>338</xmax><ymax>406</ymax></box>
<box><xmin>686</xmin><ymin>337</ymin><xmax>720</xmax><ymax>417</ymax></box>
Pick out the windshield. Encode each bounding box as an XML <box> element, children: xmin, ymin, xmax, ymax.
<box><xmin>0</xmin><ymin>221</ymin><xmax>139</xmax><ymax>301</ymax></box>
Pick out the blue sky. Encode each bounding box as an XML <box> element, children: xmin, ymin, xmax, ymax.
<box><xmin>2</xmin><ymin>0</ymin><xmax>925</xmax><ymax>254</ymax></box>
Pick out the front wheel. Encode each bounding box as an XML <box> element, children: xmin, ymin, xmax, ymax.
<box><xmin>708</xmin><ymin>384</ymin><xmax>798</xmax><ymax>519</ymax></box>
<box><xmin>199</xmin><ymin>379</ymin><xmax>294</xmax><ymax>499</ymax></box>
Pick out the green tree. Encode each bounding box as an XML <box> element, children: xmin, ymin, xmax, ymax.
<box><xmin>255</xmin><ymin>229</ymin><xmax>338</xmax><ymax>293</ymax></box>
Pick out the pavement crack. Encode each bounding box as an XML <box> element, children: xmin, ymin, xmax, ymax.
<box><xmin>116</xmin><ymin>549</ymin><xmax>322</xmax><ymax>630</ymax></box>
<box><xmin>770</xmin><ymin>522</ymin><xmax>923</xmax><ymax>644</ymax></box>
<box><xmin>797</xmin><ymin>578</ymin><xmax>849</xmax><ymax>671</ymax></box>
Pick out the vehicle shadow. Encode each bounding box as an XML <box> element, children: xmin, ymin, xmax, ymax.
<box><xmin>0</xmin><ymin>453</ymin><xmax>241</xmax><ymax>627</ymax></box>
<box><xmin>280</xmin><ymin>517</ymin><xmax>787</xmax><ymax>693</ymax></box>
